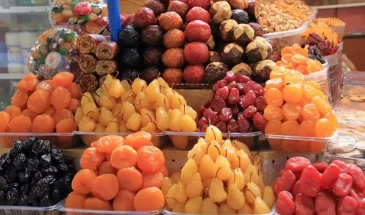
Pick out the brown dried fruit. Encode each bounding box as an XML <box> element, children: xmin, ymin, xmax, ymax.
<box><xmin>164</xmin><ymin>29</ymin><xmax>185</xmax><ymax>48</ymax></box>
<box><xmin>249</xmin><ymin>22</ymin><xmax>263</xmax><ymax>37</ymax></box>
<box><xmin>144</xmin><ymin>0</ymin><xmax>166</xmax><ymax>16</ymax></box>
<box><xmin>221</xmin><ymin>43</ymin><xmax>244</xmax><ymax>68</ymax></box>
<box><xmin>204</xmin><ymin>62</ymin><xmax>229</xmax><ymax>84</ymax></box>
<box><xmin>209</xmin><ymin>1</ymin><xmax>232</xmax><ymax>23</ymax></box>
<box><xmin>209</xmin><ymin>51</ymin><xmax>221</xmax><ymax>63</ymax></box>
<box><xmin>159</xmin><ymin>11</ymin><xmax>184</xmax><ymax>31</ymax></box>
<box><xmin>162</xmin><ymin>48</ymin><xmax>185</xmax><ymax>68</ymax></box>
<box><xmin>168</xmin><ymin>1</ymin><xmax>189</xmax><ymax>18</ymax></box>
<box><xmin>252</xmin><ymin>59</ymin><xmax>276</xmax><ymax>82</ymax></box>
<box><xmin>229</xmin><ymin>0</ymin><xmax>248</xmax><ymax>9</ymax></box>
<box><xmin>232</xmin><ymin>62</ymin><xmax>252</xmax><ymax>76</ymax></box>
<box><xmin>207</xmin><ymin>35</ymin><xmax>215</xmax><ymax>50</ymax></box>
<box><xmin>245</xmin><ymin>37</ymin><xmax>273</xmax><ymax>63</ymax></box>
<box><xmin>163</xmin><ymin>68</ymin><xmax>183</xmax><ymax>86</ymax></box>
<box><xmin>220</xmin><ymin>19</ymin><xmax>238</xmax><ymax>41</ymax></box>
<box><xmin>233</xmin><ymin>24</ymin><xmax>255</xmax><ymax>46</ymax></box>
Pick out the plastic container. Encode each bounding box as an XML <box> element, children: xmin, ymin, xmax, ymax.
<box><xmin>343</xmin><ymin>71</ymin><xmax>365</xmax><ymax>87</ymax></box>
<box><xmin>264</xmin><ymin>132</ymin><xmax>337</xmax><ymax>153</ymax></box>
<box><xmin>7</xmin><ymin>46</ymin><xmax>22</xmax><ymax>63</ymax></box>
<box><xmin>263</xmin><ymin>10</ymin><xmax>317</xmax><ymax>53</ymax></box>
<box><xmin>5</xmin><ymin>30</ymin><xmax>20</xmax><ymax>47</ymax></box>
<box><xmin>333</xmin><ymin>24</ymin><xmax>346</xmax><ymax>43</ymax></box>
<box><xmin>165</xmin><ymin>131</ymin><xmax>261</xmax><ymax>150</ymax></box>
<box><xmin>324</xmin><ymin>43</ymin><xmax>344</xmax><ymax>103</ymax></box>
<box><xmin>304</xmin><ymin>60</ymin><xmax>330</xmax><ymax>99</ymax></box>
<box><xmin>334</xmin><ymin>99</ymin><xmax>365</xmax><ymax>125</ymax></box>
<box><xmin>19</xmin><ymin>31</ymin><xmax>38</xmax><ymax>49</ymax></box>
<box><xmin>8</xmin><ymin>63</ymin><xmax>23</xmax><ymax>73</ymax></box>
<box><xmin>0</xmin><ymin>203</ymin><xmax>60</xmax><ymax>215</ymax></box>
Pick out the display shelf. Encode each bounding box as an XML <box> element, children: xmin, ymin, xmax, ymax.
<box><xmin>313</xmin><ymin>2</ymin><xmax>365</xmax><ymax>9</ymax></box>
<box><xmin>0</xmin><ymin>6</ymin><xmax>50</xmax><ymax>14</ymax></box>
<box><xmin>0</xmin><ymin>73</ymin><xmax>25</xmax><ymax>79</ymax></box>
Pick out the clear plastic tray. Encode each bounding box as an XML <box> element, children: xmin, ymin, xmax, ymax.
<box><xmin>165</xmin><ymin>131</ymin><xmax>261</xmax><ymax>150</ymax></box>
<box><xmin>0</xmin><ymin>203</ymin><xmax>60</xmax><ymax>215</ymax></box>
<box><xmin>343</xmin><ymin>71</ymin><xmax>365</xmax><ymax>86</ymax></box>
<box><xmin>334</xmin><ymin>99</ymin><xmax>365</xmax><ymax>125</ymax></box>
<box><xmin>0</xmin><ymin>132</ymin><xmax>78</xmax><ymax>149</ymax></box>
<box><xmin>263</xmin><ymin>9</ymin><xmax>317</xmax><ymax>52</ymax></box>
<box><xmin>304</xmin><ymin>60</ymin><xmax>330</xmax><ymax>99</ymax></box>
<box><xmin>263</xmin><ymin>132</ymin><xmax>337</xmax><ymax>153</ymax></box>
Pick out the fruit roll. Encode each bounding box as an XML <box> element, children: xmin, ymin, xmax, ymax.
<box><xmin>96</xmin><ymin>60</ymin><xmax>118</xmax><ymax>76</ymax></box>
<box><xmin>77</xmin><ymin>34</ymin><xmax>107</xmax><ymax>54</ymax></box>
<box><xmin>78</xmin><ymin>54</ymin><xmax>97</xmax><ymax>73</ymax></box>
<box><xmin>80</xmin><ymin>73</ymin><xmax>99</xmax><ymax>92</ymax></box>
<box><xmin>95</xmin><ymin>41</ymin><xmax>119</xmax><ymax>60</ymax></box>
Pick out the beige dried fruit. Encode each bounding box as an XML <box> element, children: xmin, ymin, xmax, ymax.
<box><xmin>220</xmin><ymin>19</ymin><xmax>238</xmax><ymax>41</ymax></box>
<box><xmin>210</xmin><ymin>1</ymin><xmax>232</xmax><ymax>23</ymax></box>
<box><xmin>233</xmin><ymin>24</ymin><xmax>255</xmax><ymax>46</ymax></box>
<box><xmin>232</xmin><ymin>63</ymin><xmax>252</xmax><ymax>76</ymax></box>
<box><xmin>228</xmin><ymin>0</ymin><xmax>248</xmax><ymax>9</ymax></box>
<box><xmin>221</xmin><ymin>43</ymin><xmax>244</xmax><ymax>67</ymax></box>
<box><xmin>245</xmin><ymin>37</ymin><xmax>273</xmax><ymax>63</ymax></box>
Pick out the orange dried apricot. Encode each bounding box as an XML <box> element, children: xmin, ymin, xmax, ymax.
<box><xmin>11</xmin><ymin>89</ymin><xmax>28</xmax><ymax>109</ymax></box>
<box><xmin>293</xmin><ymin>46</ymin><xmax>308</xmax><ymax>58</ymax></box>
<box><xmin>27</xmin><ymin>90</ymin><xmax>51</xmax><ymax>114</ymax></box>
<box><xmin>315</xmin><ymin>118</ymin><xmax>334</xmax><ymax>138</ymax></box>
<box><xmin>312</xmin><ymin>96</ymin><xmax>331</xmax><ymax>115</ymax></box>
<box><xmin>0</xmin><ymin>112</ymin><xmax>9</xmax><ymax>132</ymax></box>
<box><xmin>159</xmin><ymin>166</ymin><xmax>168</xmax><ymax>177</ymax></box>
<box><xmin>80</xmin><ymin>148</ymin><xmax>105</xmax><ymax>171</ymax></box>
<box><xmin>124</xmin><ymin>131</ymin><xmax>152</xmax><ymax>150</ymax></box>
<box><xmin>282</xmin><ymin>103</ymin><xmax>301</xmax><ymax>120</ymax></box>
<box><xmin>302</xmin><ymin>84</ymin><xmax>323</xmax><ymax>99</ymax></box>
<box><xmin>84</xmin><ymin>197</ymin><xmax>112</xmax><ymax>210</ymax></box>
<box><xmin>98</xmin><ymin>161</ymin><xmax>117</xmax><ymax>175</ymax></box>
<box><xmin>264</xmin><ymin>88</ymin><xmax>283</xmax><ymax>106</ymax></box>
<box><xmin>110</xmin><ymin>145</ymin><xmax>138</xmax><ymax>169</ymax></box>
<box><xmin>265</xmin><ymin>120</ymin><xmax>282</xmax><ymax>135</ymax></box>
<box><xmin>301</xmin><ymin>103</ymin><xmax>320</xmax><ymax>123</ymax></box>
<box><xmin>52</xmin><ymin>72</ymin><xmax>74</xmax><ymax>88</ymax></box>
<box><xmin>281</xmin><ymin>54</ymin><xmax>293</xmax><ymax>64</ymax></box>
<box><xmin>7</xmin><ymin>115</ymin><xmax>31</xmax><ymax>133</ymax></box>
<box><xmin>51</xmin><ymin>87</ymin><xmax>71</xmax><ymax>110</ymax></box>
<box><xmin>324</xmin><ymin>112</ymin><xmax>338</xmax><ymax>130</ymax></box>
<box><xmin>36</xmin><ymin>80</ymin><xmax>54</xmax><ymax>94</ymax></box>
<box><xmin>298</xmin><ymin>120</ymin><xmax>316</xmax><ymax>137</ymax></box>
<box><xmin>95</xmin><ymin>135</ymin><xmax>124</xmax><ymax>153</ymax></box>
<box><xmin>281</xmin><ymin>47</ymin><xmax>293</xmax><ymax>55</ymax></box>
<box><xmin>43</xmin><ymin>106</ymin><xmax>56</xmax><ymax>116</ymax></box>
<box><xmin>295</xmin><ymin>65</ymin><xmax>308</xmax><ymax>74</ymax></box>
<box><xmin>117</xmin><ymin>167</ymin><xmax>143</xmax><ymax>192</ymax></box>
<box><xmin>56</xmin><ymin>118</ymin><xmax>77</xmax><ymax>133</ymax></box>
<box><xmin>52</xmin><ymin>109</ymin><xmax>73</xmax><ymax>125</ymax></box>
<box><xmin>67</xmin><ymin>98</ymin><xmax>80</xmax><ymax>113</ymax></box>
<box><xmin>142</xmin><ymin>171</ymin><xmax>164</xmax><ymax>188</ymax></box>
<box><xmin>71</xmin><ymin>169</ymin><xmax>97</xmax><ymax>195</ymax></box>
<box><xmin>21</xmin><ymin>109</ymin><xmax>38</xmax><ymax>122</ymax></box>
<box><xmin>66</xmin><ymin>83</ymin><xmax>82</xmax><ymax>100</ymax></box>
<box><xmin>5</xmin><ymin>105</ymin><xmax>21</xmax><ymax>121</ymax></box>
<box><xmin>137</xmin><ymin>146</ymin><xmax>165</xmax><ymax>173</ymax></box>
<box><xmin>263</xmin><ymin>105</ymin><xmax>283</xmax><ymax>121</ymax></box>
<box><xmin>65</xmin><ymin>192</ymin><xmax>86</xmax><ymax>209</ymax></box>
<box><xmin>32</xmin><ymin>114</ymin><xmax>55</xmax><ymax>133</ymax></box>
<box><xmin>91</xmin><ymin>174</ymin><xmax>119</xmax><ymax>201</ymax></box>
<box><xmin>113</xmin><ymin>190</ymin><xmax>135</xmax><ymax>211</ymax></box>
<box><xmin>281</xmin><ymin>120</ymin><xmax>299</xmax><ymax>136</ymax></box>
<box><xmin>17</xmin><ymin>73</ymin><xmax>39</xmax><ymax>92</ymax></box>
<box><xmin>134</xmin><ymin>187</ymin><xmax>165</xmax><ymax>212</ymax></box>
<box><xmin>265</xmin><ymin>78</ymin><xmax>284</xmax><ymax>90</ymax></box>
<box><xmin>282</xmin><ymin>84</ymin><xmax>303</xmax><ymax>103</ymax></box>
<box><xmin>306</xmin><ymin>80</ymin><xmax>321</xmax><ymax>90</ymax></box>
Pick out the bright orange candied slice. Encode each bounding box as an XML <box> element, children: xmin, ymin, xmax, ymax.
<box><xmin>265</xmin><ymin>78</ymin><xmax>284</xmax><ymax>90</ymax></box>
<box><xmin>291</xmin><ymin>54</ymin><xmax>308</xmax><ymax>66</ymax></box>
<box><xmin>281</xmin><ymin>47</ymin><xmax>294</xmax><ymax>56</ymax></box>
<box><xmin>281</xmin><ymin>54</ymin><xmax>293</xmax><ymax>64</ymax></box>
<box><xmin>296</xmin><ymin>65</ymin><xmax>308</xmax><ymax>75</ymax></box>
<box><xmin>293</xmin><ymin>44</ymin><xmax>309</xmax><ymax>58</ymax></box>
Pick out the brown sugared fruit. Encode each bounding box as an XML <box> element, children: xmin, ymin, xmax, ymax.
<box><xmin>168</xmin><ymin>0</ymin><xmax>189</xmax><ymax>18</ymax></box>
<box><xmin>204</xmin><ymin>62</ymin><xmax>229</xmax><ymax>84</ymax></box>
<box><xmin>144</xmin><ymin>0</ymin><xmax>166</xmax><ymax>16</ymax></box>
<box><xmin>210</xmin><ymin>1</ymin><xmax>232</xmax><ymax>23</ymax></box>
<box><xmin>163</xmin><ymin>29</ymin><xmax>185</xmax><ymax>48</ymax></box>
<box><xmin>187</xmin><ymin>0</ymin><xmax>210</xmax><ymax>10</ymax></box>
<box><xmin>143</xmin><ymin>48</ymin><xmax>162</xmax><ymax>66</ymax></box>
<box><xmin>158</xmin><ymin>11</ymin><xmax>183</xmax><ymax>31</ymax></box>
<box><xmin>183</xmin><ymin>64</ymin><xmax>204</xmax><ymax>84</ymax></box>
<box><xmin>221</xmin><ymin>43</ymin><xmax>244</xmax><ymax>68</ymax></box>
<box><xmin>186</xmin><ymin>7</ymin><xmax>211</xmax><ymax>23</ymax></box>
<box><xmin>163</xmin><ymin>68</ymin><xmax>183</xmax><ymax>86</ymax></box>
<box><xmin>184</xmin><ymin>42</ymin><xmax>209</xmax><ymax>64</ymax></box>
<box><xmin>140</xmin><ymin>67</ymin><xmax>161</xmax><ymax>84</ymax></box>
<box><xmin>142</xmin><ymin>25</ymin><xmax>164</xmax><ymax>47</ymax></box>
<box><xmin>185</xmin><ymin>20</ymin><xmax>211</xmax><ymax>43</ymax></box>
<box><xmin>134</xmin><ymin>7</ymin><xmax>157</xmax><ymax>29</ymax></box>
<box><xmin>162</xmin><ymin>48</ymin><xmax>185</xmax><ymax>68</ymax></box>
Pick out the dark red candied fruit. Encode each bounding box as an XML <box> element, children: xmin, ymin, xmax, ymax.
<box><xmin>252</xmin><ymin>112</ymin><xmax>267</xmax><ymax>131</ymax></box>
<box><xmin>276</xmin><ymin>191</ymin><xmax>295</xmax><ymax>215</ymax></box>
<box><xmin>224</xmin><ymin>71</ymin><xmax>236</xmax><ymax>83</ymax></box>
<box><xmin>315</xmin><ymin>192</ymin><xmax>336</xmax><ymax>215</ymax></box>
<box><xmin>212</xmin><ymin>80</ymin><xmax>227</xmax><ymax>92</ymax></box>
<box><xmin>219</xmin><ymin>108</ymin><xmax>232</xmax><ymax>122</ymax></box>
<box><xmin>215</xmin><ymin>86</ymin><xmax>229</xmax><ymax>100</ymax></box>
<box><xmin>203</xmin><ymin>108</ymin><xmax>219</xmax><ymax>125</ymax></box>
<box><xmin>210</xmin><ymin>99</ymin><xmax>226</xmax><ymax>112</ymax></box>
<box><xmin>227</xmin><ymin>119</ymin><xmax>239</xmax><ymax>133</ymax></box>
<box><xmin>295</xmin><ymin>193</ymin><xmax>315</xmax><ymax>215</ymax></box>
<box><xmin>133</xmin><ymin>7</ymin><xmax>157</xmax><ymax>29</ymax></box>
<box><xmin>300</xmin><ymin>166</ymin><xmax>321</xmax><ymax>197</ymax></box>
<box><xmin>243</xmin><ymin>105</ymin><xmax>257</xmax><ymax>119</ymax></box>
<box><xmin>227</xmin><ymin>88</ymin><xmax>240</xmax><ymax>105</ymax></box>
<box><xmin>255</xmin><ymin>96</ymin><xmax>266</xmax><ymax>112</ymax></box>
<box><xmin>185</xmin><ymin>6</ymin><xmax>211</xmax><ymax>23</ymax></box>
<box><xmin>237</xmin><ymin>113</ymin><xmax>250</xmax><ymax>133</ymax></box>
<box><xmin>215</xmin><ymin>121</ymin><xmax>227</xmax><ymax>132</ymax></box>
<box><xmin>239</xmin><ymin>91</ymin><xmax>256</xmax><ymax>110</ymax></box>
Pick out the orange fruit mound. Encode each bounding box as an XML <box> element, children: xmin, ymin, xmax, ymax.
<box><xmin>277</xmin><ymin>44</ymin><xmax>324</xmax><ymax>74</ymax></box>
<box><xmin>264</xmin><ymin>67</ymin><xmax>337</xmax><ymax>152</ymax></box>
<box><xmin>65</xmin><ymin>133</ymin><xmax>166</xmax><ymax>212</ymax></box>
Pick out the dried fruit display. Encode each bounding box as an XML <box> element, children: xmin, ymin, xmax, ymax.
<box><xmin>51</xmin><ymin>0</ymin><xmax>108</xmax><ymax>34</ymax></box>
<box><xmin>314</xmin><ymin>18</ymin><xmax>346</xmax><ymax>42</ymax></box>
<box><xmin>276</xmin><ymin>44</ymin><xmax>324</xmax><ymax>74</ymax></box>
<box><xmin>264</xmin><ymin>67</ymin><xmax>337</xmax><ymax>152</ymax></box>
<box><xmin>164</xmin><ymin>126</ymin><xmax>274</xmax><ymax>214</ymax></box>
<box><xmin>0</xmin><ymin>136</ymin><xmax>75</xmax><ymax>206</ymax></box>
<box><xmin>65</xmin><ymin>133</ymin><xmax>166</xmax><ymax>212</ymax></box>
<box><xmin>197</xmin><ymin>72</ymin><xmax>267</xmax><ymax>133</ymax></box>
<box><xmin>274</xmin><ymin>157</ymin><xmax>365</xmax><ymax>215</ymax></box>
<box><xmin>75</xmin><ymin>76</ymin><xmax>197</xmax><ymax>136</ymax></box>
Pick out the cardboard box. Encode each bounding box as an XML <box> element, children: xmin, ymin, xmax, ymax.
<box><xmin>119</xmin><ymin>0</ymin><xmax>145</xmax><ymax>14</ymax></box>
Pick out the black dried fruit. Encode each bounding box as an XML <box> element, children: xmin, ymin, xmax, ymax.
<box><xmin>121</xmin><ymin>68</ymin><xmax>141</xmax><ymax>82</ymax></box>
<box><xmin>0</xmin><ymin>154</ymin><xmax>11</xmax><ymax>170</ymax></box>
<box><xmin>27</xmin><ymin>158</ymin><xmax>39</xmax><ymax>171</ymax></box>
<box><xmin>40</xmin><ymin>154</ymin><xmax>52</xmax><ymax>168</ymax></box>
<box><xmin>51</xmin><ymin>148</ymin><xmax>64</xmax><ymax>163</ymax></box>
<box><xmin>51</xmin><ymin>189</ymin><xmax>61</xmax><ymax>204</ymax></box>
<box><xmin>20</xmin><ymin>184</ymin><xmax>30</xmax><ymax>194</ymax></box>
<box><xmin>13</xmin><ymin>153</ymin><xmax>27</xmax><ymax>170</ymax></box>
<box><xmin>17</xmin><ymin>194</ymin><xmax>29</xmax><ymax>206</ymax></box>
<box><xmin>57</xmin><ymin>163</ymin><xmax>68</xmax><ymax>173</ymax></box>
<box><xmin>0</xmin><ymin>176</ymin><xmax>6</xmax><ymax>191</ymax></box>
<box><xmin>32</xmin><ymin>140</ymin><xmax>51</xmax><ymax>156</ymax></box>
<box><xmin>63</xmin><ymin>156</ymin><xmax>73</xmax><ymax>166</ymax></box>
<box><xmin>31</xmin><ymin>172</ymin><xmax>43</xmax><ymax>185</ymax></box>
<box><xmin>40</xmin><ymin>195</ymin><xmax>52</xmax><ymax>207</ymax></box>
<box><xmin>0</xmin><ymin>191</ymin><xmax>5</xmax><ymax>205</ymax></box>
<box><xmin>42</xmin><ymin>166</ymin><xmax>58</xmax><ymax>175</ymax></box>
<box><xmin>5</xmin><ymin>168</ymin><xmax>17</xmax><ymax>183</ymax></box>
<box><xmin>231</xmin><ymin>9</ymin><xmax>249</xmax><ymax>24</ymax></box>
<box><xmin>140</xmin><ymin>67</ymin><xmax>160</xmax><ymax>84</ymax></box>
<box><xmin>6</xmin><ymin>188</ymin><xmax>18</xmax><ymax>205</ymax></box>
<box><xmin>18</xmin><ymin>168</ymin><xmax>31</xmax><ymax>183</ymax></box>
<box><xmin>6</xmin><ymin>183</ymin><xmax>19</xmax><ymax>191</ymax></box>
<box><xmin>53</xmin><ymin>180</ymin><xmax>65</xmax><ymax>193</ymax></box>
<box><xmin>9</xmin><ymin>140</ymin><xmax>23</xmax><ymax>157</ymax></box>
<box><xmin>119</xmin><ymin>25</ymin><xmax>142</xmax><ymax>48</ymax></box>
<box><xmin>121</xmin><ymin>48</ymin><xmax>142</xmax><ymax>68</ymax></box>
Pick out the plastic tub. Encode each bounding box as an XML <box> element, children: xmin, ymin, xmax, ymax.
<box><xmin>0</xmin><ymin>203</ymin><xmax>60</xmax><ymax>215</ymax></box>
<box><xmin>324</xmin><ymin>43</ymin><xmax>344</xmax><ymax>103</ymax></box>
<box><xmin>333</xmin><ymin>25</ymin><xmax>346</xmax><ymax>43</ymax></box>
<box><xmin>343</xmin><ymin>71</ymin><xmax>365</xmax><ymax>86</ymax></box>
<box><xmin>334</xmin><ymin>99</ymin><xmax>365</xmax><ymax>125</ymax></box>
<box><xmin>304</xmin><ymin>61</ymin><xmax>330</xmax><ymax>99</ymax></box>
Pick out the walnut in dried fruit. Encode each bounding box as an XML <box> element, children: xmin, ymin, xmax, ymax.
<box><xmin>207</xmin><ymin>35</ymin><xmax>215</xmax><ymax>50</ymax></box>
<box><xmin>204</xmin><ymin>62</ymin><xmax>229</xmax><ymax>84</ymax></box>
<box><xmin>209</xmin><ymin>51</ymin><xmax>221</xmax><ymax>63</ymax></box>
<box><xmin>245</xmin><ymin>37</ymin><xmax>273</xmax><ymax>63</ymax></box>
<box><xmin>233</xmin><ymin>24</ymin><xmax>255</xmax><ymax>46</ymax></box>
<box><xmin>229</xmin><ymin>0</ymin><xmax>248</xmax><ymax>9</ymax></box>
<box><xmin>209</xmin><ymin>1</ymin><xmax>232</xmax><ymax>24</ymax></box>
<box><xmin>220</xmin><ymin>19</ymin><xmax>238</xmax><ymax>41</ymax></box>
<box><xmin>232</xmin><ymin>62</ymin><xmax>252</xmax><ymax>76</ymax></box>
<box><xmin>221</xmin><ymin>43</ymin><xmax>244</xmax><ymax>67</ymax></box>
<box><xmin>252</xmin><ymin>59</ymin><xmax>276</xmax><ymax>82</ymax></box>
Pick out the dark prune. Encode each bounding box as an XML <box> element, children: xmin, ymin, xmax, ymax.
<box><xmin>17</xmin><ymin>194</ymin><xmax>29</xmax><ymax>206</ymax></box>
<box><xmin>5</xmin><ymin>168</ymin><xmax>16</xmax><ymax>183</ymax></box>
<box><xmin>121</xmin><ymin>68</ymin><xmax>141</xmax><ymax>81</ymax></box>
<box><xmin>140</xmin><ymin>67</ymin><xmax>160</xmax><ymax>84</ymax></box>
<box><xmin>0</xmin><ymin>176</ymin><xmax>6</xmax><ymax>191</ymax></box>
<box><xmin>0</xmin><ymin>154</ymin><xmax>12</xmax><ymax>170</ymax></box>
<box><xmin>142</xmin><ymin>25</ymin><xmax>164</xmax><ymax>47</ymax></box>
<box><xmin>40</xmin><ymin>195</ymin><xmax>52</xmax><ymax>207</ymax></box>
<box><xmin>31</xmin><ymin>140</ymin><xmax>51</xmax><ymax>156</ymax></box>
<box><xmin>6</xmin><ymin>188</ymin><xmax>18</xmax><ymax>205</ymax></box>
<box><xmin>43</xmin><ymin>175</ymin><xmax>56</xmax><ymax>185</ymax></box>
<box><xmin>13</xmin><ymin>153</ymin><xmax>27</xmax><ymax>170</ymax></box>
<box><xmin>143</xmin><ymin>48</ymin><xmax>163</xmax><ymax>66</ymax></box>
<box><xmin>27</xmin><ymin>158</ymin><xmax>39</xmax><ymax>171</ymax></box>
<box><xmin>63</xmin><ymin>156</ymin><xmax>73</xmax><ymax>166</ymax></box>
<box><xmin>30</xmin><ymin>184</ymin><xmax>48</xmax><ymax>199</ymax></box>
<box><xmin>121</xmin><ymin>48</ymin><xmax>142</xmax><ymax>68</ymax></box>
<box><xmin>53</xmin><ymin>180</ymin><xmax>65</xmax><ymax>192</ymax></box>
<box><xmin>40</xmin><ymin>154</ymin><xmax>52</xmax><ymax>168</ymax></box>
<box><xmin>9</xmin><ymin>140</ymin><xmax>22</xmax><ymax>157</ymax></box>
<box><xmin>18</xmin><ymin>168</ymin><xmax>31</xmax><ymax>183</ymax></box>
<box><xmin>23</xmin><ymin>136</ymin><xmax>36</xmax><ymax>149</ymax></box>
<box><xmin>51</xmin><ymin>189</ymin><xmax>61</xmax><ymax>204</ymax></box>
<box><xmin>42</xmin><ymin>166</ymin><xmax>58</xmax><ymax>175</ymax></box>
<box><xmin>51</xmin><ymin>148</ymin><xmax>64</xmax><ymax>163</ymax></box>
<box><xmin>5</xmin><ymin>183</ymin><xmax>19</xmax><ymax>191</ymax></box>
<box><xmin>20</xmin><ymin>184</ymin><xmax>30</xmax><ymax>194</ymax></box>
<box><xmin>0</xmin><ymin>191</ymin><xmax>5</xmax><ymax>204</ymax></box>
<box><xmin>31</xmin><ymin>172</ymin><xmax>42</xmax><ymax>185</ymax></box>
<box><xmin>57</xmin><ymin>163</ymin><xmax>68</xmax><ymax>173</ymax></box>
<box><xmin>231</xmin><ymin>9</ymin><xmax>249</xmax><ymax>24</ymax></box>
<box><xmin>119</xmin><ymin>25</ymin><xmax>142</xmax><ymax>48</ymax></box>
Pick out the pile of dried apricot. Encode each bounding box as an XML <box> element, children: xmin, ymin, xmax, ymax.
<box><xmin>276</xmin><ymin>44</ymin><xmax>324</xmax><ymax>74</ymax></box>
<box><xmin>65</xmin><ymin>132</ymin><xmax>166</xmax><ymax>212</ymax></box>
<box><xmin>0</xmin><ymin>72</ymin><xmax>81</xmax><ymax>146</ymax></box>
<box><xmin>264</xmin><ymin>67</ymin><xmax>337</xmax><ymax>152</ymax></box>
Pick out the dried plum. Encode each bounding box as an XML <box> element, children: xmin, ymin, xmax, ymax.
<box><xmin>40</xmin><ymin>195</ymin><xmax>52</xmax><ymax>207</ymax></box>
<box><xmin>0</xmin><ymin>191</ymin><xmax>5</xmax><ymax>204</ymax></box>
<box><xmin>63</xmin><ymin>156</ymin><xmax>73</xmax><ymax>166</ymax></box>
<box><xmin>40</xmin><ymin>154</ymin><xmax>52</xmax><ymax>168</ymax></box>
<box><xmin>51</xmin><ymin>148</ymin><xmax>64</xmax><ymax>163</ymax></box>
<box><xmin>5</xmin><ymin>168</ymin><xmax>16</xmax><ymax>183</ymax></box>
<box><xmin>121</xmin><ymin>48</ymin><xmax>142</xmax><ymax>68</ymax></box>
<box><xmin>6</xmin><ymin>183</ymin><xmax>19</xmax><ymax>191</ymax></box>
<box><xmin>0</xmin><ymin>154</ymin><xmax>11</xmax><ymax>170</ymax></box>
<box><xmin>13</xmin><ymin>153</ymin><xmax>26</xmax><ymax>170</ymax></box>
<box><xmin>121</xmin><ymin>68</ymin><xmax>141</xmax><ymax>81</ymax></box>
<box><xmin>18</xmin><ymin>168</ymin><xmax>31</xmax><ymax>183</ymax></box>
<box><xmin>20</xmin><ymin>184</ymin><xmax>30</xmax><ymax>194</ymax></box>
<box><xmin>6</xmin><ymin>188</ymin><xmax>18</xmax><ymax>205</ymax></box>
<box><xmin>22</xmin><ymin>136</ymin><xmax>36</xmax><ymax>150</ymax></box>
<box><xmin>17</xmin><ymin>194</ymin><xmax>29</xmax><ymax>206</ymax></box>
<box><xmin>57</xmin><ymin>163</ymin><xmax>68</xmax><ymax>173</ymax></box>
<box><xmin>9</xmin><ymin>140</ymin><xmax>22</xmax><ymax>157</ymax></box>
<box><xmin>42</xmin><ymin>166</ymin><xmax>58</xmax><ymax>175</ymax></box>
<box><xmin>140</xmin><ymin>67</ymin><xmax>160</xmax><ymax>84</ymax></box>
<box><xmin>119</xmin><ymin>25</ymin><xmax>142</xmax><ymax>48</ymax></box>
<box><xmin>51</xmin><ymin>189</ymin><xmax>61</xmax><ymax>204</ymax></box>
<box><xmin>43</xmin><ymin>175</ymin><xmax>56</xmax><ymax>185</ymax></box>
<box><xmin>0</xmin><ymin>176</ymin><xmax>6</xmax><ymax>191</ymax></box>
<box><xmin>31</xmin><ymin>140</ymin><xmax>51</xmax><ymax>156</ymax></box>
<box><xmin>27</xmin><ymin>158</ymin><xmax>39</xmax><ymax>171</ymax></box>
<box><xmin>31</xmin><ymin>172</ymin><xmax>43</xmax><ymax>185</ymax></box>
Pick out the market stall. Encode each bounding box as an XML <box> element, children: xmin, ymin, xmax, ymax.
<box><xmin>0</xmin><ymin>0</ymin><xmax>362</xmax><ymax>214</ymax></box>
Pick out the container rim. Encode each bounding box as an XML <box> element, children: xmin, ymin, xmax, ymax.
<box><xmin>165</xmin><ymin>131</ymin><xmax>261</xmax><ymax>137</ymax></box>
<box><xmin>263</xmin><ymin>131</ymin><xmax>338</xmax><ymax>142</ymax></box>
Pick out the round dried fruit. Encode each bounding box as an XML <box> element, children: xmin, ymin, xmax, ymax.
<box><xmin>232</xmin><ymin>62</ymin><xmax>252</xmax><ymax>77</ymax></box>
<box><xmin>245</xmin><ymin>37</ymin><xmax>273</xmax><ymax>63</ymax></box>
<box><xmin>252</xmin><ymin>59</ymin><xmax>276</xmax><ymax>82</ymax></box>
<box><xmin>221</xmin><ymin>43</ymin><xmax>244</xmax><ymax>68</ymax></box>
<box><xmin>210</xmin><ymin>1</ymin><xmax>232</xmax><ymax>23</ymax></box>
<box><xmin>204</xmin><ymin>62</ymin><xmax>229</xmax><ymax>84</ymax></box>
<box><xmin>233</xmin><ymin>24</ymin><xmax>255</xmax><ymax>46</ymax></box>
<box><xmin>220</xmin><ymin>19</ymin><xmax>238</xmax><ymax>41</ymax></box>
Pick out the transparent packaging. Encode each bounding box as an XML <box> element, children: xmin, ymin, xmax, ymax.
<box><xmin>333</xmin><ymin>25</ymin><xmax>346</xmax><ymax>43</ymax></box>
<box><xmin>0</xmin><ymin>203</ymin><xmax>60</xmax><ymax>215</ymax></box>
<box><xmin>165</xmin><ymin>131</ymin><xmax>261</xmax><ymax>150</ymax></box>
<box><xmin>49</xmin><ymin>0</ymin><xmax>108</xmax><ymax>35</ymax></box>
<box><xmin>334</xmin><ymin>99</ymin><xmax>365</xmax><ymax>125</ymax></box>
<box><xmin>343</xmin><ymin>71</ymin><xmax>365</xmax><ymax>86</ymax></box>
<box><xmin>264</xmin><ymin>132</ymin><xmax>337</xmax><ymax>153</ymax></box>
<box><xmin>304</xmin><ymin>60</ymin><xmax>330</xmax><ymax>99</ymax></box>
<box><xmin>324</xmin><ymin>44</ymin><xmax>344</xmax><ymax>103</ymax></box>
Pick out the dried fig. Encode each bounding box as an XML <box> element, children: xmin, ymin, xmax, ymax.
<box><xmin>221</xmin><ymin>43</ymin><xmax>244</xmax><ymax>67</ymax></box>
<box><xmin>220</xmin><ymin>19</ymin><xmax>238</xmax><ymax>41</ymax></box>
<box><xmin>232</xmin><ymin>62</ymin><xmax>252</xmax><ymax>76</ymax></box>
<box><xmin>209</xmin><ymin>1</ymin><xmax>232</xmax><ymax>23</ymax></box>
<box><xmin>204</xmin><ymin>62</ymin><xmax>229</xmax><ymax>84</ymax></box>
<box><xmin>245</xmin><ymin>37</ymin><xmax>273</xmax><ymax>63</ymax></box>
